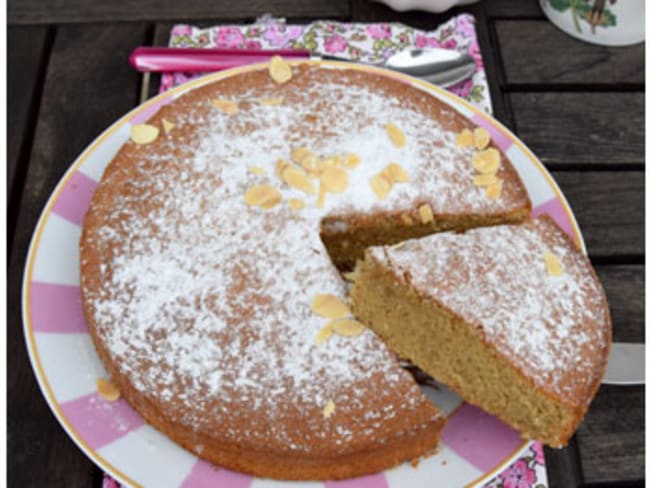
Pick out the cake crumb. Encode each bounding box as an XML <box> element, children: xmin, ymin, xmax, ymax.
<box><xmin>96</xmin><ymin>378</ymin><xmax>120</xmax><ymax>402</ymax></box>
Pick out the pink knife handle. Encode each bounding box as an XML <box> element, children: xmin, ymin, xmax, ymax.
<box><xmin>129</xmin><ymin>47</ymin><xmax>312</xmax><ymax>72</ymax></box>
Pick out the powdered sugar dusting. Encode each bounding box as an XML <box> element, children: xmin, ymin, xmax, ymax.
<box><xmin>80</xmin><ymin>65</ymin><xmax>497</xmax><ymax>454</ymax></box>
<box><xmin>371</xmin><ymin>218</ymin><xmax>609</xmax><ymax>403</ymax></box>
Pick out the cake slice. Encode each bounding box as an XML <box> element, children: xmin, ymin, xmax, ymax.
<box><xmin>351</xmin><ymin>216</ymin><xmax>611</xmax><ymax>447</ymax></box>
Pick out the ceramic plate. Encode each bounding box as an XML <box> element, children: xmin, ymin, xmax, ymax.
<box><xmin>22</xmin><ymin>61</ymin><xmax>581</xmax><ymax>488</ymax></box>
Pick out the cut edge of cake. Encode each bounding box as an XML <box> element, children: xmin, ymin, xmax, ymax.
<box><xmin>350</xmin><ymin>216</ymin><xmax>611</xmax><ymax>447</ymax></box>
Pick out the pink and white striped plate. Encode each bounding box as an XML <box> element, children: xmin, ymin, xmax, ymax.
<box><xmin>22</xmin><ymin>61</ymin><xmax>580</xmax><ymax>488</ymax></box>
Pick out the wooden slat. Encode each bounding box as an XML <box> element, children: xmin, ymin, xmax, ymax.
<box><xmin>511</xmin><ymin>92</ymin><xmax>644</xmax><ymax>167</ymax></box>
<box><xmin>576</xmin><ymin>385</ymin><xmax>645</xmax><ymax>484</ymax></box>
<box><xmin>8</xmin><ymin>0</ymin><xmax>349</xmax><ymax>24</ymax></box>
<box><xmin>144</xmin><ymin>22</ymin><xmax>177</xmax><ymax>98</ymax></box>
<box><xmin>8</xmin><ymin>23</ymin><xmax>148</xmax><ymax>487</ymax></box>
<box><xmin>550</xmin><ymin>172</ymin><xmax>644</xmax><ymax>258</ymax></box>
<box><xmin>7</xmin><ymin>26</ymin><xmax>50</xmax><ymax>246</ymax></box>
<box><xmin>496</xmin><ymin>20</ymin><xmax>644</xmax><ymax>85</ymax></box>
<box><xmin>484</xmin><ymin>0</ymin><xmax>544</xmax><ymax>18</ymax></box>
<box><xmin>544</xmin><ymin>438</ymin><xmax>583</xmax><ymax>488</ymax></box>
<box><xmin>596</xmin><ymin>265</ymin><xmax>644</xmax><ymax>342</ymax></box>
<box><xmin>8</xmin><ymin>26</ymin><xmax>49</xmax><ymax>194</ymax></box>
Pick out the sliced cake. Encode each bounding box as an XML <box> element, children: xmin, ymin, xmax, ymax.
<box><xmin>80</xmin><ymin>60</ymin><xmax>532</xmax><ymax>480</ymax></box>
<box><xmin>351</xmin><ymin>216</ymin><xmax>611</xmax><ymax>447</ymax></box>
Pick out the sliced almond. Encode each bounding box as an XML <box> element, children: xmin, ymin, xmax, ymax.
<box><xmin>544</xmin><ymin>251</ymin><xmax>564</xmax><ymax>276</ymax></box>
<box><xmin>317</xmin><ymin>181</ymin><xmax>326</xmax><ymax>208</ymax></box>
<box><xmin>473</xmin><ymin>127</ymin><xmax>491</xmax><ymax>150</ymax></box>
<box><xmin>418</xmin><ymin>203</ymin><xmax>434</xmax><ymax>224</ymax></box>
<box><xmin>211</xmin><ymin>98</ymin><xmax>238</xmax><ymax>115</ymax></box>
<box><xmin>321</xmin><ymin>167</ymin><xmax>349</xmax><ymax>193</ymax></box>
<box><xmin>287</xmin><ymin>198</ymin><xmax>304</xmax><ymax>211</ymax></box>
<box><xmin>291</xmin><ymin>147</ymin><xmax>311</xmax><ymax>164</ymax></box>
<box><xmin>323</xmin><ymin>399</ymin><xmax>336</xmax><ymax>418</ymax></box>
<box><xmin>130</xmin><ymin>124</ymin><xmax>159</xmax><ymax>145</ymax></box>
<box><xmin>97</xmin><ymin>378</ymin><xmax>120</xmax><ymax>402</ymax></box>
<box><xmin>261</xmin><ymin>197</ymin><xmax>282</xmax><ymax>210</ymax></box>
<box><xmin>370</xmin><ymin>174</ymin><xmax>393</xmax><ymax>200</ymax></box>
<box><xmin>485</xmin><ymin>178</ymin><xmax>503</xmax><ymax>200</ymax></box>
<box><xmin>283</xmin><ymin>166</ymin><xmax>316</xmax><ymax>195</ymax></box>
<box><xmin>321</xmin><ymin>156</ymin><xmax>342</xmax><ymax>169</ymax></box>
<box><xmin>315</xmin><ymin>324</ymin><xmax>334</xmax><ymax>346</ymax></box>
<box><xmin>162</xmin><ymin>119</ymin><xmax>175</xmax><ymax>135</ymax></box>
<box><xmin>472</xmin><ymin>148</ymin><xmax>501</xmax><ymax>174</ymax></box>
<box><xmin>269</xmin><ymin>55</ymin><xmax>292</xmax><ymax>84</ymax></box>
<box><xmin>331</xmin><ymin>318</ymin><xmax>366</xmax><ymax>337</ymax></box>
<box><xmin>311</xmin><ymin>294</ymin><xmax>350</xmax><ymax>319</ymax></box>
<box><xmin>455</xmin><ymin>128</ymin><xmax>474</xmax><ymax>148</ymax></box>
<box><xmin>248</xmin><ymin>166</ymin><xmax>266</xmax><ymax>176</ymax></box>
<box><xmin>386</xmin><ymin>163</ymin><xmax>409</xmax><ymax>183</ymax></box>
<box><xmin>300</xmin><ymin>153</ymin><xmax>322</xmax><ymax>174</ymax></box>
<box><xmin>342</xmin><ymin>153</ymin><xmax>361</xmax><ymax>169</ymax></box>
<box><xmin>244</xmin><ymin>184</ymin><xmax>282</xmax><ymax>209</ymax></box>
<box><xmin>276</xmin><ymin>159</ymin><xmax>290</xmax><ymax>179</ymax></box>
<box><xmin>473</xmin><ymin>173</ymin><xmax>498</xmax><ymax>187</ymax></box>
<box><xmin>386</xmin><ymin>122</ymin><xmax>406</xmax><ymax>148</ymax></box>
<box><xmin>258</xmin><ymin>97</ymin><xmax>284</xmax><ymax>106</ymax></box>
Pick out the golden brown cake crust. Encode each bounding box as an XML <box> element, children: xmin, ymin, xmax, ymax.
<box><xmin>80</xmin><ymin>62</ymin><xmax>530</xmax><ymax>479</ymax></box>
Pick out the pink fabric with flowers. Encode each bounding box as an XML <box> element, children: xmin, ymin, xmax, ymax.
<box><xmin>159</xmin><ymin>15</ymin><xmax>492</xmax><ymax>114</ymax></box>
<box><xmin>104</xmin><ymin>15</ymin><xmax>548</xmax><ymax>488</ymax></box>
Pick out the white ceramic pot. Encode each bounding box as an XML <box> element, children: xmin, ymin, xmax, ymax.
<box><xmin>375</xmin><ymin>0</ymin><xmax>478</xmax><ymax>13</ymax></box>
<box><xmin>540</xmin><ymin>0</ymin><xmax>645</xmax><ymax>46</ymax></box>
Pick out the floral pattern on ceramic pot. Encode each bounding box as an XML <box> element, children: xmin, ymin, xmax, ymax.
<box><xmin>545</xmin><ymin>0</ymin><xmax>617</xmax><ymax>34</ymax></box>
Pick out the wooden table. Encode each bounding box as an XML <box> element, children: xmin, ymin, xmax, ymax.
<box><xmin>8</xmin><ymin>0</ymin><xmax>644</xmax><ymax>486</ymax></box>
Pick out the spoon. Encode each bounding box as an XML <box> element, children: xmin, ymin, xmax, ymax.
<box><xmin>130</xmin><ymin>46</ymin><xmax>476</xmax><ymax>88</ymax></box>
<box><xmin>356</xmin><ymin>48</ymin><xmax>476</xmax><ymax>87</ymax></box>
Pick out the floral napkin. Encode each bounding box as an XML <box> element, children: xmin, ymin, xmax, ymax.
<box><xmin>104</xmin><ymin>15</ymin><xmax>549</xmax><ymax>488</ymax></box>
<box><xmin>159</xmin><ymin>14</ymin><xmax>491</xmax><ymax>114</ymax></box>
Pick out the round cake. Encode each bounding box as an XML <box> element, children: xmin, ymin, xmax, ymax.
<box><xmin>80</xmin><ymin>60</ymin><xmax>531</xmax><ymax>480</ymax></box>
